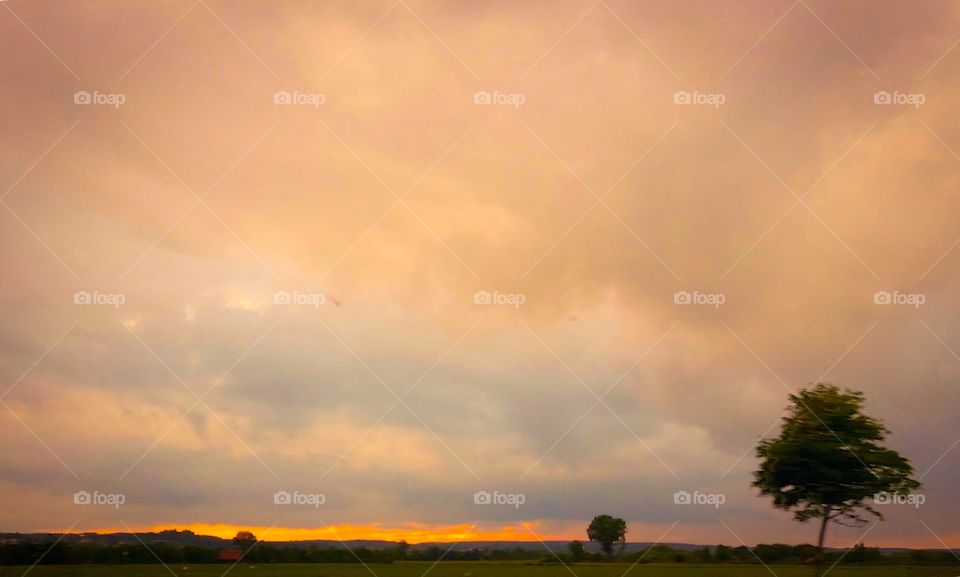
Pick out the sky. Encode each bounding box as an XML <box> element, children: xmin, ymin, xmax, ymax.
<box><xmin>1</xmin><ymin>0</ymin><xmax>959</xmax><ymax>549</ymax></box>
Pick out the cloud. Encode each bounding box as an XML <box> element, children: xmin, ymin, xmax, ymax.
<box><xmin>0</xmin><ymin>0</ymin><xmax>958</xmax><ymax>546</ymax></box>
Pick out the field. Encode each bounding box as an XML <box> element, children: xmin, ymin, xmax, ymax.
<box><xmin>3</xmin><ymin>563</ymin><xmax>959</xmax><ymax>577</ymax></box>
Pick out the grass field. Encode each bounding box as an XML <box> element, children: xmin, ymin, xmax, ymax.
<box><xmin>2</xmin><ymin>563</ymin><xmax>959</xmax><ymax>577</ymax></box>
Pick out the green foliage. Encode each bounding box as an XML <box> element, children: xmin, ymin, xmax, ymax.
<box><xmin>753</xmin><ymin>383</ymin><xmax>919</xmax><ymax>549</ymax></box>
<box><xmin>586</xmin><ymin>515</ymin><xmax>627</xmax><ymax>558</ymax></box>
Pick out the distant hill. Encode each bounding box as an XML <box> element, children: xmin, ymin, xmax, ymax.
<box><xmin>0</xmin><ymin>531</ymin><xmax>397</xmax><ymax>550</ymax></box>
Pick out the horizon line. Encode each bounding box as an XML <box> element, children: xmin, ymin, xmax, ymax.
<box><xmin>17</xmin><ymin>523</ymin><xmax>958</xmax><ymax>549</ymax></box>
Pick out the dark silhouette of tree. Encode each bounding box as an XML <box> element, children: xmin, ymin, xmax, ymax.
<box><xmin>394</xmin><ymin>540</ymin><xmax>409</xmax><ymax>560</ymax></box>
<box><xmin>754</xmin><ymin>383</ymin><xmax>919</xmax><ymax>575</ymax></box>
<box><xmin>232</xmin><ymin>531</ymin><xmax>257</xmax><ymax>549</ymax></box>
<box><xmin>586</xmin><ymin>514</ymin><xmax>626</xmax><ymax>558</ymax></box>
<box><xmin>567</xmin><ymin>540</ymin><xmax>586</xmax><ymax>562</ymax></box>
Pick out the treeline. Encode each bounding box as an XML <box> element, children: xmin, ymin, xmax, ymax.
<box><xmin>0</xmin><ymin>542</ymin><xmax>543</xmax><ymax>566</ymax></box>
<box><xmin>0</xmin><ymin>543</ymin><xmax>400</xmax><ymax>565</ymax></box>
<box><xmin>1</xmin><ymin>541</ymin><xmax>958</xmax><ymax>566</ymax></box>
<box><xmin>559</xmin><ymin>543</ymin><xmax>960</xmax><ymax>566</ymax></box>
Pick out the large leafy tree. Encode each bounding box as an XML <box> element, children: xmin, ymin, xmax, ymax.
<box><xmin>586</xmin><ymin>514</ymin><xmax>627</xmax><ymax>558</ymax></box>
<box><xmin>754</xmin><ymin>384</ymin><xmax>919</xmax><ymax>572</ymax></box>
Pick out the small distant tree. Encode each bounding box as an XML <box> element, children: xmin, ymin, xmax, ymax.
<box><xmin>586</xmin><ymin>514</ymin><xmax>626</xmax><ymax>559</ymax></box>
<box><xmin>754</xmin><ymin>383</ymin><xmax>919</xmax><ymax>575</ymax></box>
<box><xmin>568</xmin><ymin>540</ymin><xmax>586</xmax><ymax>562</ymax></box>
<box><xmin>395</xmin><ymin>540</ymin><xmax>410</xmax><ymax>560</ymax></box>
<box><xmin>233</xmin><ymin>531</ymin><xmax>257</xmax><ymax>549</ymax></box>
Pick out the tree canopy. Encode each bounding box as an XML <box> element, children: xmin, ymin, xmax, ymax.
<box><xmin>586</xmin><ymin>514</ymin><xmax>627</xmax><ymax>558</ymax></box>
<box><xmin>232</xmin><ymin>531</ymin><xmax>257</xmax><ymax>548</ymax></box>
<box><xmin>753</xmin><ymin>383</ymin><xmax>919</xmax><ymax>566</ymax></box>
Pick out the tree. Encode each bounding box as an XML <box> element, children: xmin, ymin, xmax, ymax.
<box><xmin>567</xmin><ymin>540</ymin><xmax>586</xmax><ymax>562</ymax></box>
<box><xmin>394</xmin><ymin>540</ymin><xmax>410</xmax><ymax>560</ymax></box>
<box><xmin>753</xmin><ymin>383</ymin><xmax>919</xmax><ymax>574</ymax></box>
<box><xmin>586</xmin><ymin>514</ymin><xmax>627</xmax><ymax>558</ymax></box>
<box><xmin>232</xmin><ymin>531</ymin><xmax>257</xmax><ymax>549</ymax></box>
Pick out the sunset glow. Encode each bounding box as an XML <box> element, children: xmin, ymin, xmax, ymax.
<box><xmin>80</xmin><ymin>523</ymin><xmax>573</xmax><ymax>544</ymax></box>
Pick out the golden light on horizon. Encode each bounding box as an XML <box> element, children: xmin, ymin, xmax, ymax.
<box><xmin>68</xmin><ymin>522</ymin><xmax>572</xmax><ymax>545</ymax></box>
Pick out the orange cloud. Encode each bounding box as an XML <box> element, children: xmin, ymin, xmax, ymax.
<box><xmin>4</xmin><ymin>0</ymin><xmax>960</xmax><ymax>549</ymax></box>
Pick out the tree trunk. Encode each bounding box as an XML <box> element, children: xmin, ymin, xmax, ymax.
<box><xmin>815</xmin><ymin>508</ymin><xmax>831</xmax><ymax>577</ymax></box>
